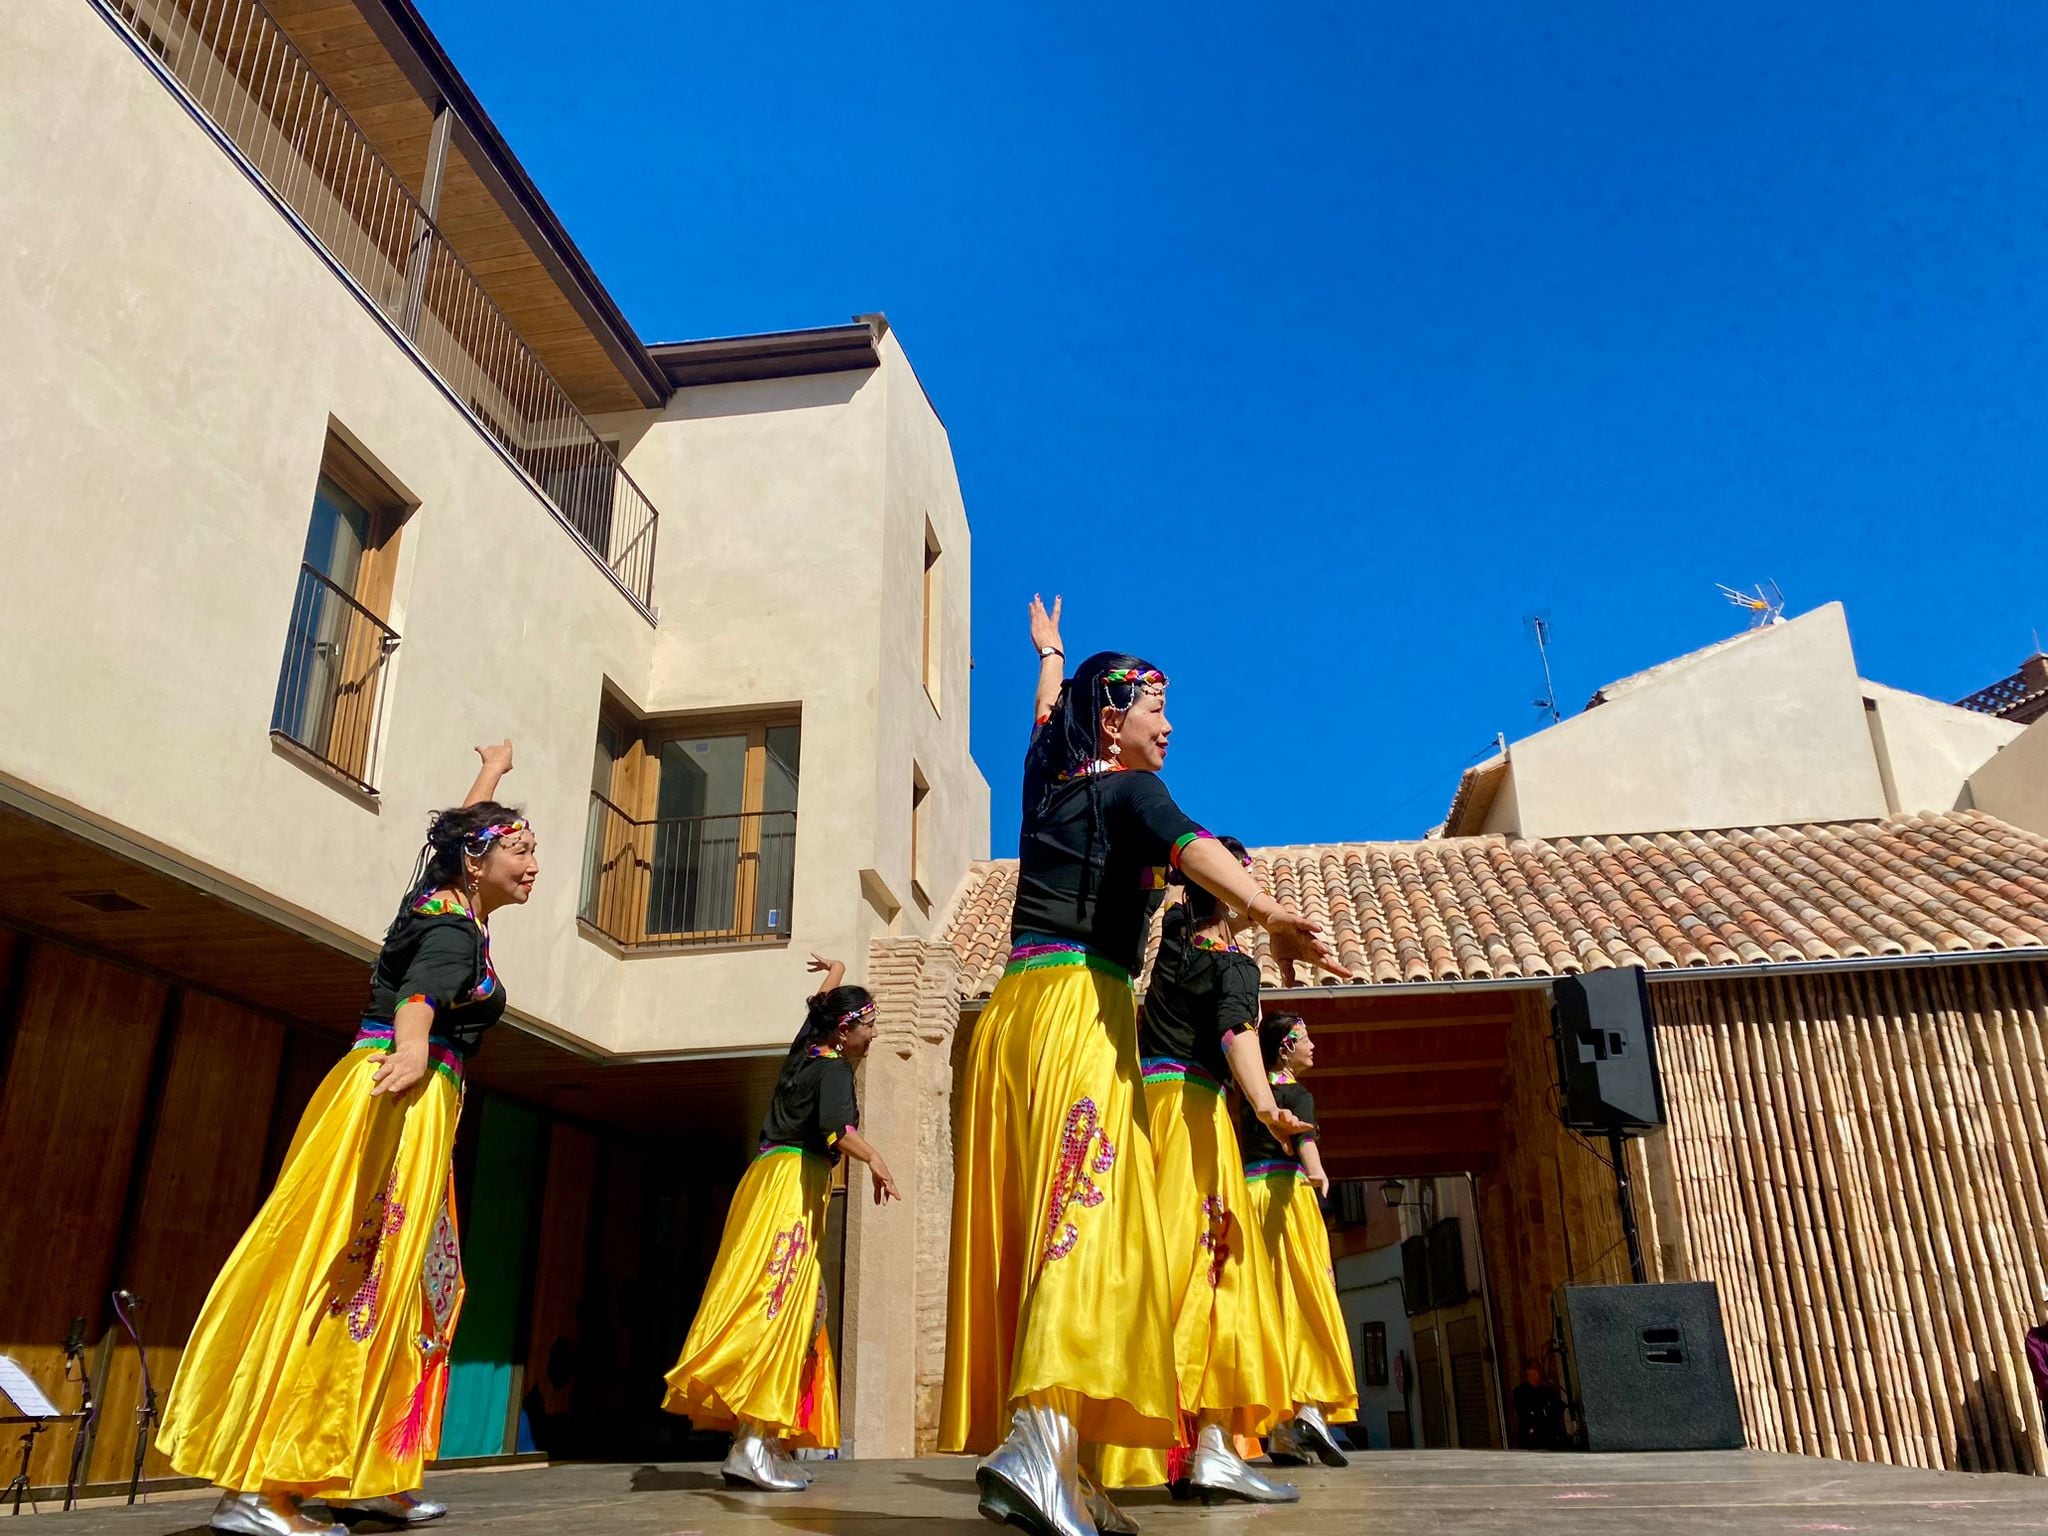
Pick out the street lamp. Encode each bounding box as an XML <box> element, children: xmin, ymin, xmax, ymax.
<box><xmin>1380</xmin><ymin>1178</ymin><xmax>1406</xmax><ymax>1209</ymax></box>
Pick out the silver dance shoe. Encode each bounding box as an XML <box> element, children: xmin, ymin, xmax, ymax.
<box><xmin>333</xmin><ymin>1492</ymin><xmax>447</xmax><ymax>1525</ymax></box>
<box><xmin>1181</xmin><ymin>1422</ymin><xmax>1300</xmax><ymax>1505</ymax></box>
<box><xmin>1292</xmin><ymin>1403</ymin><xmax>1351</xmax><ymax>1468</ymax></box>
<box><xmin>767</xmin><ymin>1435</ymin><xmax>812</xmax><ymax>1486</ymax></box>
<box><xmin>722</xmin><ymin>1426</ymin><xmax>807</xmax><ymax>1491</ymax></box>
<box><xmin>1265</xmin><ymin>1414</ymin><xmax>1312</xmax><ymax>1465</ymax></box>
<box><xmin>208</xmin><ymin>1492</ymin><xmax>346</xmax><ymax>1536</ymax></box>
<box><xmin>1081</xmin><ymin>1471</ymin><xmax>1141</xmax><ymax>1534</ymax></box>
<box><xmin>976</xmin><ymin>1403</ymin><xmax>1097</xmax><ymax>1536</ymax></box>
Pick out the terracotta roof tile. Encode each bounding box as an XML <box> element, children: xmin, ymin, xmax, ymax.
<box><xmin>942</xmin><ymin>811</ymin><xmax>2048</xmax><ymax>1000</ymax></box>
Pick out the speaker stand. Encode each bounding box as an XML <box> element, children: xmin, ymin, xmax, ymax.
<box><xmin>1610</xmin><ymin>1128</ymin><xmax>1648</xmax><ymax>1283</ymax></box>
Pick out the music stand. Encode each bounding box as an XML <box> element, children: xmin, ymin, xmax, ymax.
<box><xmin>0</xmin><ymin>1356</ymin><xmax>62</xmax><ymax>1515</ymax></box>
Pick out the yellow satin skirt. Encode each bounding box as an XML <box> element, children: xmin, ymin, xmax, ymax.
<box><xmin>940</xmin><ymin>950</ymin><xmax>1177</xmax><ymax>1453</ymax></box>
<box><xmin>662</xmin><ymin>1146</ymin><xmax>839</xmax><ymax>1448</ymax></box>
<box><xmin>1092</xmin><ymin>1067</ymin><xmax>1290</xmax><ymax>1488</ymax></box>
<box><xmin>159</xmin><ymin>1038</ymin><xmax>466</xmax><ymax>1498</ymax></box>
<box><xmin>1245</xmin><ymin>1163</ymin><xmax>1359</xmax><ymax>1422</ymax></box>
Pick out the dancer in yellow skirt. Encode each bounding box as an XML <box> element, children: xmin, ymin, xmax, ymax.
<box><xmin>159</xmin><ymin>744</ymin><xmax>534</xmax><ymax>1536</ymax></box>
<box><xmin>1241</xmin><ymin>1012</ymin><xmax>1360</xmax><ymax>1467</ymax></box>
<box><xmin>942</xmin><ymin>598</ymin><xmax>1345</xmax><ymax>1536</ymax></box>
<box><xmin>1090</xmin><ymin>837</ymin><xmax>1306</xmax><ymax>1506</ymax></box>
<box><xmin>662</xmin><ymin>956</ymin><xmax>899</xmax><ymax>1490</ymax></box>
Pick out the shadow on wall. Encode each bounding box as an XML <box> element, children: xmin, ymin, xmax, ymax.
<box><xmin>1953</xmin><ymin>1359</ymin><xmax>2040</xmax><ymax>1475</ymax></box>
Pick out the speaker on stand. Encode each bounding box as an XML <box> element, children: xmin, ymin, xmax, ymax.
<box><xmin>1551</xmin><ymin>966</ymin><xmax>1663</xmax><ymax>1282</ymax></box>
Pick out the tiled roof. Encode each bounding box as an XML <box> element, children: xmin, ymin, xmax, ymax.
<box><xmin>943</xmin><ymin>812</ymin><xmax>2048</xmax><ymax>1000</ymax></box>
<box><xmin>1956</xmin><ymin>656</ymin><xmax>2048</xmax><ymax>726</ymax></box>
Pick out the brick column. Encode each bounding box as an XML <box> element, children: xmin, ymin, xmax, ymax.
<box><xmin>839</xmin><ymin>937</ymin><xmax>961</xmax><ymax>1458</ymax></box>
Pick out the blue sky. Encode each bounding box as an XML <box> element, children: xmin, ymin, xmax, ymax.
<box><xmin>420</xmin><ymin>1</ymin><xmax>2047</xmax><ymax>850</ymax></box>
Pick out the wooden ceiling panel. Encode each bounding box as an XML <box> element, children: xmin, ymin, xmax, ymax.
<box><xmin>0</xmin><ymin>805</ymin><xmax>766</xmax><ymax>1151</ymax></box>
<box><xmin>255</xmin><ymin>3</ymin><xmax>649</xmax><ymax>415</ymax></box>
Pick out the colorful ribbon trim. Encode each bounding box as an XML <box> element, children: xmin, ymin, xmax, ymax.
<box><xmin>1141</xmin><ymin>1056</ymin><xmax>1223</xmax><ymax>1093</ymax></box>
<box><xmin>350</xmin><ymin>1023</ymin><xmax>464</xmax><ymax>1084</ymax></box>
<box><xmin>1169</xmin><ymin>829</ymin><xmax>1215</xmax><ymax>869</ymax></box>
<box><xmin>1244</xmin><ymin>1157</ymin><xmax>1305</xmax><ymax>1182</ymax></box>
<box><xmin>755</xmin><ymin>1141</ymin><xmax>825</xmax><ymax>1162</ymax></box>
<box><xmin>1003</xmin><ymin>941</ymin><xmax>1132</xmax><ymax>985</ymax></box>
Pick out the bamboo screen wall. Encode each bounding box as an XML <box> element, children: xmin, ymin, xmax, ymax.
<box><xmin>1650</xmin><ymin>961</ymin><xmax>2048</xmax><ymax>1474</ymax></box>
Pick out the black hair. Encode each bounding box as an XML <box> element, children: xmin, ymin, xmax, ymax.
<box><xmin>774</xmin><ymin>983</ymin><xmax>875</xmax><ymax>1099</ymax></box>
<box><xmin>1259</xmin><ymin>1011</ymin><xmax>1308</xmax><ymax>1072</ymax></box>
<box><xmin>1021</xmin><ymin>649</ymin><xmax>1167</xmax><ymax>918</ymax></box>
<box><xmin>1167</xmin><ymin>834</ymin><xmax>1250</xmax><ymax>926</ymax></box>
<box><xmin>386</xmin><ymin>800</ymin><xmax>527</xmax><ymax>938</ymax></box>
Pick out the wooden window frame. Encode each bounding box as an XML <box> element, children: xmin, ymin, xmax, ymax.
<box><xmin>583</xmin><ymin>707</ymin><xmax>801</xmax><ymax>947</ymax></box>
<box><xmin>273</xmin><ymin>432</ymin><xmax>408</xmax><ymax>790</ymax></box>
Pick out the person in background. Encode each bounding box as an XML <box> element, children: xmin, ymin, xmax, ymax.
<box><xmin>1243</xmin><ymin>1013</ymin><xmax>1360</xmax><ymax>1468</ymax></box>
<box><xmin>160</xmin><ymin>744</ymin><xmax>530</xmax><ymax>1536</ymax></box>
<box><xmin>1512</xmin><ymin>1358</ymin><xmax>1569</xmax><ymax>1451</ymax></box>
<box><xmin>662</xmin><ymin>957</ymin><xmax>899</xmax><ymax>1490</ymax></box>
<box><xmin>1089</xmin><ymin>839</ymin><xmax>1306</xmax><ymax>1505</ymax></box>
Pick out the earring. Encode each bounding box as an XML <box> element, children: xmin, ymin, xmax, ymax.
<box><xmin>1109</xmin><ymin>741</ymin><xmax>1123</xmax><ymax>758</ymax></box>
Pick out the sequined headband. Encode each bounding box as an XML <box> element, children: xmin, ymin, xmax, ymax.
<box><xmin>463</xmin><ymin>819</ymin><xmax>531</xmax><ymax>853</ymax></box>
<box><xmin>1101</xmin><ymin>666</ymin><xmax>1167</xmax><ymax>692</ymax></box>
<box><xmin>839</xmin><ymin>1002</ymin><xmax>876</xmax><ymax>1028</ymax></box>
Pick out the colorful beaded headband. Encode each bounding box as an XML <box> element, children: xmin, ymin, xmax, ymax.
<box><xmin>463</xmin><ymin>819</ymin><xmax>531</xmax><ymax>855</ymax></box>
<box><xmin>1100</xmin><ymin>666</ymin><xmax>1167</xmax><ymax>694</ymax></box>
<box><xmin>838</xmin><ymin>1001</ymin><xmax>877</xmax><ymax>1028</ymax></box>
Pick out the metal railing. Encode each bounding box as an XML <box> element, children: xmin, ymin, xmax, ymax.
<box><xmin>100</xmin><ymin>0</ymin><xmax>660</xmax><ymax>607</ymax></box>
<box><xmin>270</xmin><ymin>562</ymin><xmax>400</xmax><ymax>791</ymax></box>
<box><xmin>581</xmin><ymin>793</ymin><xmax>797</xmax><ymax>948</ymax></box>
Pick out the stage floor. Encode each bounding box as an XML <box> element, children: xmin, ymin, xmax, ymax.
<box><xmin>21</xmin><ymin>1449</ymin><xmax>2048</xmax><ymax>1534</ymax></box>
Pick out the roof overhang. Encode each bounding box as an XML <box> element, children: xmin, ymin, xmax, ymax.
<box><xmin>648</xmin><ymin>323</ymin><xmax>884</xmax><ymax>388</ymax></box>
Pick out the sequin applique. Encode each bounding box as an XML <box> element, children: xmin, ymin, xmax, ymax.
<box><xmin>1043</xmin><ymin>1098</ymin><xmax>1118</xmax><ymax>1262</ymax></box>
<box><xmin>331</xmin><ymin>1172</ymin><xmax>407</xmax><ymax>1342</ymax></box>
<box><xmin>1199</xmin><ymin>1195</ymin><xmax>1234</xmax><ymax>1288</ymax></box>
<box><xmin>764</xmin><ymin>1221</ymin><xmax>811</xmax><ymax>1320</ymax></box>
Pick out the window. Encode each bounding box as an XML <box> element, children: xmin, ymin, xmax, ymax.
<box><xmin>580</xmin><ymin>709</ymin><xmax>800</xmax><ymax>947</ymax></box>
<box><xmin>270</xmin><ymin>432</ymin><xmax>405</xmax><ymax>791</ymax></box>
<box><xmin>921</xmin><ymin>521</ymin><xmax>942</xmax><ymax>710</ymax></box>
<box><xmin>911</xmin><ymin>766</ymin><xmax>931</xmax><ymax>914</ymax></box>
<box><xmin>1362</xmin><ymin>1321</ymin><xmax>1389</xmax><ymax>1387</ymax></box>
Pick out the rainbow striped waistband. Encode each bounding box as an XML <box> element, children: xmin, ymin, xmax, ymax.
<box><xmin>1142</xmin><ymin>1056</ymin><xmax>1223</xmax><ymax>1093</ymax></box>
<box><xmin>351</xmin><ymin>1022</ymin><xmax>464</xmax><ymax>1085</ymax></box>
<box><xmin>1003</xmin><ymin>940</ymin><xmax>1132</xmax><ymax>985</ymax></box>
<box><xmin>1244</xmin><ymin>1157</ymin><xmax>1304</xmax><ymax>1182</ymax></box>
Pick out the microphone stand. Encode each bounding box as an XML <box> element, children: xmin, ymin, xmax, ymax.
<box><xmin>111</xmin><ymin>1293</ymin><xmax>156</xmax><ymax>1506</ymax></box>
<box><xmin>62</xmin><ymin>1319</ymin><xmax>95</xmax><ymax>1512</ymax></box>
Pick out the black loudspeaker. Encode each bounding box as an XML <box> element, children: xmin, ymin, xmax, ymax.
<box><xmin>1553</xmin><ymin>1282</ymin><xmax>1743</xmax><ymax>1452</ymax></box>
<box><xmin>1553</xmin><ymin>966</ymin><xmax>1665</xmax><ymax>1130</ymax></box>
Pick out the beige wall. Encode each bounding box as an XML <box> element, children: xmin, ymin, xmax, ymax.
<box><xmin>1483</xmin><ymin>605</ymin><xmax>1894</xmax><ymax>839</ymax></box>
<box><xmin>0</xmin><ymin>0</ymin><xmax>986</xmax><ymax>1061</ymax></box>
<box><xmin>1968</xmin><ymin>715</ymin><xmax>2048</xmax><ymax>835</ymax></box>
<box><xmin>1861</xmin><ymin>681</ymin><xmax>2019</xmax><ymax>815</ymax></box>
<box><xmin>592</xmin><ymin>338</ymin><xmax>988</xmax><ymax>1055</ymax></box>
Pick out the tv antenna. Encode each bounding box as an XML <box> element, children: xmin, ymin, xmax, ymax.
<box><xmin>1525</xmin><ymin>613</ymin><xmax>1562</xmax><ymax>723</ymax></box>
<box><xmin>1716</xmin><ymin>580</ymin><xmax>1785</xmax><ymax>630</ymax></box>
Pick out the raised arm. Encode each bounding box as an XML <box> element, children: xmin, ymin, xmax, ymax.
<box><xmin>1029</xmin><ymin>594</ymin><xmax>1065</xmax><ymax>725</ymax></box>
<box><xmin>806</xmin><ymin>953</ymin><xmax>847</xmax><ymax>997</ymax></box>
<box><xmin>463</xmin><ymin>739</ymin><xmax>515</xmax><ymax>807</ymax></box>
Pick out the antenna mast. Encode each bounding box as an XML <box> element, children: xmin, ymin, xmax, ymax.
<box><xmin>1529</xmin><ymin>616</ymin><xmax>1561</xmax><ymax>724</ymax></box>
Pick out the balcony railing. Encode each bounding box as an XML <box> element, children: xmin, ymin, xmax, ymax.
<box><xmin>270</xmin><ymin>563</ymin><xmax>399</xmax><ymax>792</ymax></box>
<box><xmin>581</xmin><ymin>793</ymin><xmax>796</xmax><ymax>948</ymax></box>
<box><xmin>99</xmin><ymin>0</ymin><xmax>660</xmax><ymax>608</ymax></box>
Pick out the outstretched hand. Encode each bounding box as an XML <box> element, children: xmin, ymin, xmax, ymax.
<box><xmin>1262</xmin><ymin>904</ymin><xmax>1353</xmax><ymax>980</ymax></box>
<box><xmin>871</xmin><ymin>1165</ymin><xmax>901</xmax><ymax>1204</ymax></box>
<box><xmin>1258</xmin><ymin>1103</ymin><xmax>1315</xmax><ymax>1139</ymax></box>
<box><xmin>475</xmin><ymin>739</ymin><xmax>514</xmax><ymax>776</ymax></box>
<box><xmin>1029</xmin><ymin>593</ymin><xmax>1063</xmax><ymax>654</ymax></box>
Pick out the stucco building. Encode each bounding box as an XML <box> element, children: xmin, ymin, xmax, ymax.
<box><xmin>1</xmin><ymin>0</ymin><xmax>983</xmax><ymax>1487</ymax></box>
